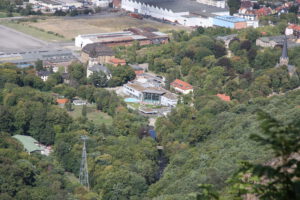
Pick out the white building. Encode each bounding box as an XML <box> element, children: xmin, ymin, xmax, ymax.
<box><xmin>121</xmin><ymin>0</ymin><xmax>229</xmax><ymax>27</ymax></box>
<box><xmin>233</xmin><ymin>13</ymin><xmax>259</xmax><ymax>28</ymax></box>
<box><xmin>29</xmin><ymin>0</ymin><xmax>82</xmax><ymax>12</ymax></box>
<box><xmin>170</xmin><ymin>79</ymin><xmax>194</xmax><ymax>94</ymax></box>
<box><xmin>123</xmin><ymin>82</ymin><xmax>178</xmax><ymax>107</ymax></box>
<box><xmin>91</xmin><ymin>0</ymin><xmax>112</xmax><ymax>7</ymax></box>
<box><xmin>197</xmin><ymin>0</ymin><xmax>226</xmax><ymax>8</ymax></box>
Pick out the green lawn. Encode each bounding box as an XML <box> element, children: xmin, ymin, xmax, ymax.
<box><xmin>127</xmin><ymin>102</ymin><xmax>140</xmax><ymax>110</ymax></box>
<box><xmin>67</xmin><ymin>104</ymin><xmax>113</xmax><ymax>126</ymax></box>
<box><xmin>126</xmin><ymin>102</ymin><xmax>164</xmax><ymax>110</ymax></box>
<box><xmin>0</xmin><ymin>21</ymin><xmax>68</xmax><ymax>42</ymax></box>
<box><xmin>0</xmin><ymin>12</ymin><xmax>20</xmax><ymax>18</ymax></box>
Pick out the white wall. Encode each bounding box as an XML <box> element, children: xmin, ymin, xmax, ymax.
<box><xmin>123</xmin><ymin>84</ymin><xmax>143</xmax><ymax>99</ymax></box>
<box><xmin>161</xmin><ymin>96</ymin><xmax>177</xmax><ymax>106</ymax></box>
<box><xmin>197</xmin><ymin>0</ymin><xmax>226</xmax><ymax>8</ymax></box>
<box><xmin>173</xmin><ymin>87</ymin><xmax>193</xmax><ymax>94</ymax></box>
<box><xmin>285</xmin><ymin>28</ymin><xmax>293</xmax><ymax>36</ymax></box>
<box><xmin>75</xmin><ymin>35</ymin><xmax>93</xmax><ymax>48</ymax></box>
<box><xmin>122</xmin><ymin>0</ymin><xmax>228</xmax><ymax>27</ymax></box>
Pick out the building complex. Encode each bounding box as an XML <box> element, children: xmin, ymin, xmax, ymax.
<box><xmin>75</xmin><ymin>27</ymin><xmax>169</xmax><ymax>48</ymax></box>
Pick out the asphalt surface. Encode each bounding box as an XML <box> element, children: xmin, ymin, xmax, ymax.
<box><xmin>0</xmin><ymin>25</ymin><xmax>48</xmax><ymax>53</ymax></box>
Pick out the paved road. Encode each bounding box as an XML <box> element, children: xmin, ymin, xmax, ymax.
<box><xmin>0</xmin><ymin>25</ymin><xmax>49</xmax><ymax>53</ymax></box>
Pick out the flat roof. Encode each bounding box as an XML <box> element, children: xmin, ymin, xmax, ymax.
<box><xmin>0</xmin><ymin>49</ymin><xmax>76</xmax><ymax>64</ymax></box>
<box><xmin>214</xmin><ymin>15</ymin><xmax>246</xmax><ymax>22</ymax></box>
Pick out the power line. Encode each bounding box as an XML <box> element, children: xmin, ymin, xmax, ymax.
<box><xmin>79</xmin><ymin>135</ymin><xmax>89</xmax><ymax>190</ymax></box>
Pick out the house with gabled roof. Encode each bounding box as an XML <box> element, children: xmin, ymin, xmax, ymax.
<box><xmin>170</xmin><ymin>79</ymin><xmax>193</xmax><ymax>94</ymax></box>
<box><xmin>216</xmin><ymin>93</ymin><xmax>231</xmax><ymax>102</ymax></box>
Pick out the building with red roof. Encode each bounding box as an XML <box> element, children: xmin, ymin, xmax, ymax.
<box><xmin>285</xmin><ymin>24</ymin><xmax>300</xmax><ymax>38</ymax></box>
<box><xmin>108</xmin><ymin>58</ymin><xmax>126</xmax><ymax>66</ymax></box>
<box><xmin>252</xmin><ymin>7</ymin><xmax>273</xmax><ymax>17</ymax></box>
<box><xmin>56</xmin><ymin>98</ymin><xmax>69</xmax><ymax>104</ymax></box>
<box><xmin>170</xmin><ymin>79</ymin><xmax>193</xmax><ymax>94</ymax></box>
<box><xmin>216</xmin><ymin>94</ymin><xmax>231</xmax><ymax>102</ymax></box>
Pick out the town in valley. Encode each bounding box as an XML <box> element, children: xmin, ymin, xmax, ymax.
<box><xmin>0</xmin><ymin>0</ymin><xmax>300</xmax><ymax>199</ymax></box>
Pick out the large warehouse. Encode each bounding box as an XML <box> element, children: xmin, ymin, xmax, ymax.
<box><xmin>121</xmin><ymin>0</ymin><xmax>230</xmax><ymax>27</ymax></box>
<box><xmin>75</xmin><ymin>27</ymin><xmax>169</xmax><ymax>48</ymax></box>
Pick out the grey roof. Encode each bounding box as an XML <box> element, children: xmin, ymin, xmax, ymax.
<box><xmin>142</xmin><ymin>89</ymin><xmax>166</xmax><ymax>94</ymax></box>
<box><xmin>88</xmin><ymin>64</ymin><xmax>111</xmax><ymax>75</ymax></box>
<box><xmin>0</xmin><ymin>49</ymin><xmax>76</xmax><ymax>64</ymax></box>
<box><xmin>37</xmin><ymin>70</ymin><xmax>52</xmax><ymax>77</ymax></box>
<box><xmin>258</xmin><ymin>35</ymin><xmax>300</xmax><ymax>48</ymax></box>
<box><xmin>133</xmin><ymin>0</ymin><xmax>228</xmax><ymax>17</ymax></box>
<box><xmin>82</xmin><ymin>43</ymin><xmax>115</xmax><ymax>58</ymax></box>
<box><xmin>281</xmin><ymin>36</ymin><xmax>288</xmax><ymax>59</ymax></box>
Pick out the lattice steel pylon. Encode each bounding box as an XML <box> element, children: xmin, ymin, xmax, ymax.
<box><xmin>79</xmin><ymin>136</ymin><xmax>89</xmax><ymax>190</ymax></box>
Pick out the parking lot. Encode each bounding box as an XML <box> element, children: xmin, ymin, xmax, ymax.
<box><xmin>0</xmin><ymin>25</ymin><xmax>48</xmax><ymax>53</ymax></box>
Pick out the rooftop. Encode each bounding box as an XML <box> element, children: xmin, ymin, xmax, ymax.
<box><xmin>82</xmin><ymin>43</ymin><xmax>115</xmax><ymax>57</ymax></box>
<box><xmin>216</xmin><ymin>93</ymin><xmax>231</xmax><ymax>102</ymax></box>
<box><xmin>56</xmin><ymin>98</ymin><xmax>69</xmax><ymax>104</ymax></box>
<box><xmin>0</xmin><ymin>49</ymin><xmax>76</xmax><ymax>65</ymax></box>
<box><xmin>109</xmin><ymin>58</ymin><xmax>126</xmax><ymax>64</ymax></box>
<box><xmin>171</xmin><ymin>79</ymin><xmax>193</xmax><ymax>90</ymax></box>
<box><xmin>214</xmin><ymin>15</ymin><xmax>246</xmax><ymax>23</ymax></box>
<box><xmin>12</xmin><ymin>135</ymin><xmax>43</xmax><ymax>153</ymax></box>
<box><xmin>287</xmin><ymin>24</ymin><xmax>300</xmax><ymax>31</ymax></box>
<box><xmin>131</xmin><ymin>0</ymin><xmax>229</xmax><ymax>16</ymax></box>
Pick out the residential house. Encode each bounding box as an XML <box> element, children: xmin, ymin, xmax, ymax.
<box><xmin>86</xmin><ymin>62</ymin><xmax>112</xmax><ymax>79</ymax></box>
<box><xmin>73</xmin><ymin>99</ymin><xmax>87</xmax><ymax>105</ymax></box>
<box><xmin>170</xmin><ymin>79</ymin><xmax>193</xmax><ymax>94</ymax></box>
<box><xmin>216</xmin><ymin>93</ymin><xmax>231</xmax><ymax>102</ymax></box>
<box><xmin>56</xmin><ymin>98</ymin><xmax>69</xmax><ymax>105</ymax></box>
<box><xmin>37</xmin><ymin>70</ymin><xmax>51</xmax><ymax>81</ymax></box>
<box><xmin>285</xmin><ymin>24</ymin><xmax>300</xmax><ymax>38</ymax></box>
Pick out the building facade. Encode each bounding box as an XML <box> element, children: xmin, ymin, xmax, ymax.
<box><xmin>121</xmin><ymin>0</ymin><xmax>229</xmax><ymax>27</ymax></box>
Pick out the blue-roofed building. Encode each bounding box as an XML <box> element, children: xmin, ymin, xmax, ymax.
<box><xmin>212</xmin><ymin>16</ymin><xmax>247</xmax><ymax>29</ymax></box>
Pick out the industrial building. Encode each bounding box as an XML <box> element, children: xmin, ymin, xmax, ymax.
<box><xmin>212</xmin><ymin>16</ymin><xmax>247</xmax><ymax>29</ymax></box>
<box><xmin>0</xmin><ymin>49</ymin><xmax>77</xmax><ymax>69</ymax></box>
<box><xmin>75</xmin><ymin>27</ymin><xmax>169</xmax><ymax>48</ymax></box>
<box><xmin>29</xmin><ymin>0</ymin><xmax>83</xmax><ymax>12</ymax></box>
<box><xmin>121</xmin><ymin>0</ymin><xmax>229</xmax><ymax>27</ymax></box>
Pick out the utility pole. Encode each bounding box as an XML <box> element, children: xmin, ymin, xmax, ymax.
<box><xmin>79</xmin><ymin>136</ymin><xmax>89</xmax><ymax>190</ymax></box>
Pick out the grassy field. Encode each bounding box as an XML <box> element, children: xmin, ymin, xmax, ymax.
<box><xmin>26</xmin><ymin>16</ymin><xmax>187</xmax><ymax>40</ymax></box>
<box><xmin>0</xmin><ymin>20</ymin><xmax>69</xmax><ymax>42</ymax></box>
<box><xmin>0</xmin><ymin>12</ymin><xmax>20</xmax><ymax>18</ymax></box>
<box><xmin>68</xmin><ymin>104</ymin><xmax>113</xmax><ymax>126</ymax></box>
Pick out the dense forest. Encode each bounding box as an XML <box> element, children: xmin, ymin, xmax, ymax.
<box><xmin>1</xmin><ymin>24</ymin><xmax>300</xmax><ymax>200</ymax></box>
